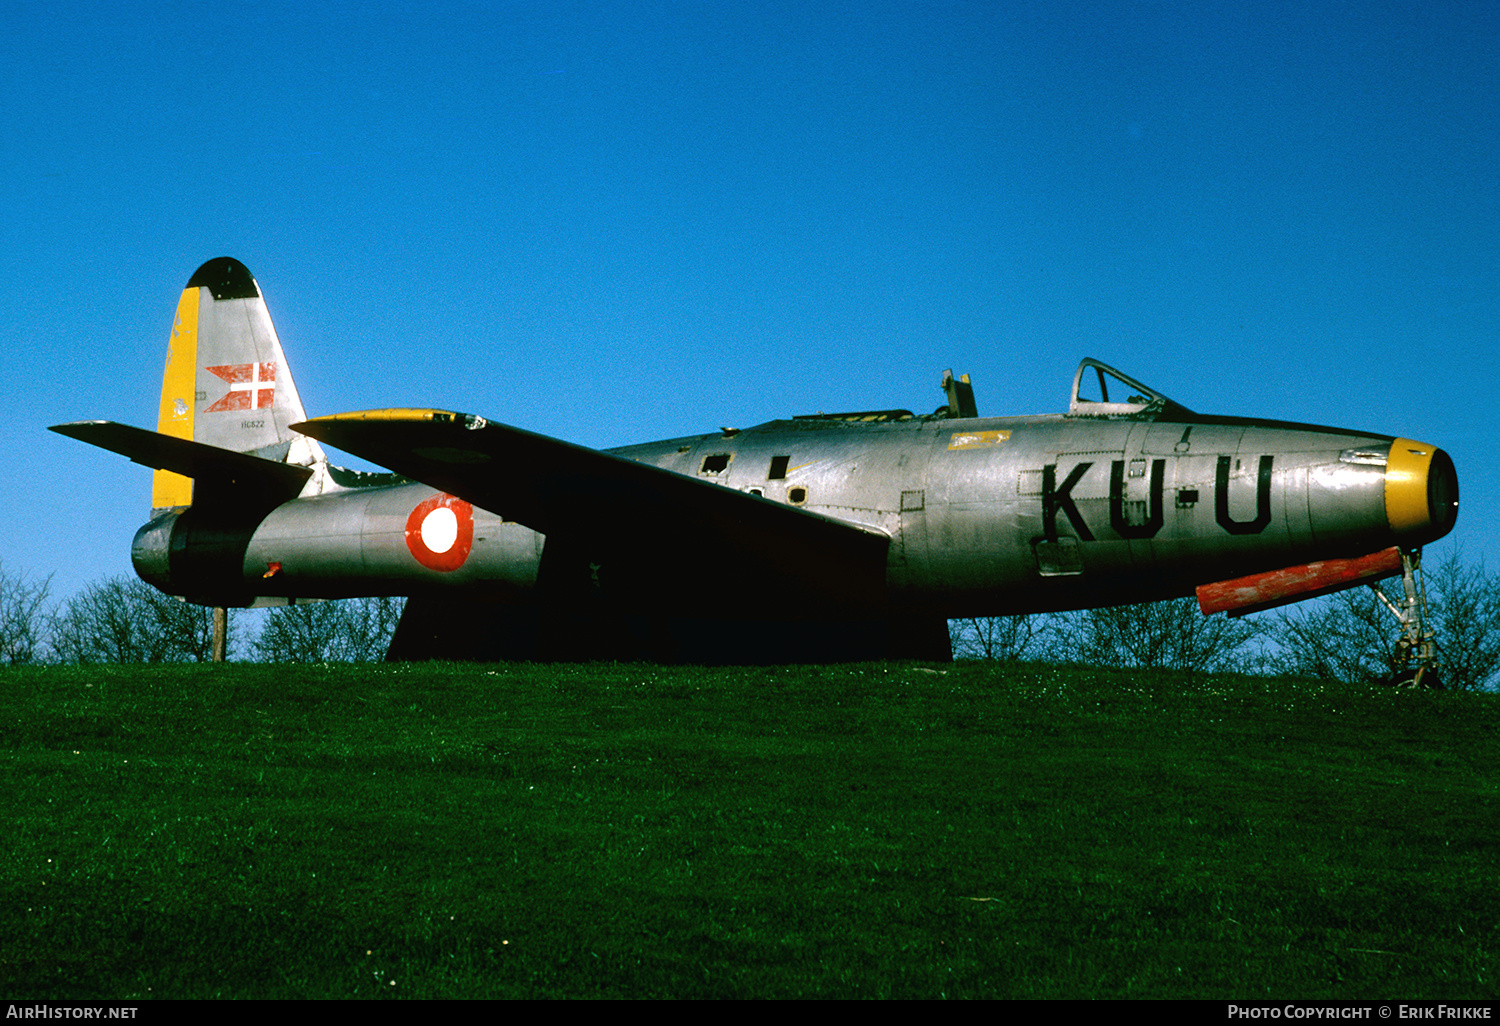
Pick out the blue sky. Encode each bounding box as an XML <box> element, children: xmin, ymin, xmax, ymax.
<box><xmin>4</xmin><ymin>0</ymin><xmax>1496</xmax><ymax>602</ymax></box>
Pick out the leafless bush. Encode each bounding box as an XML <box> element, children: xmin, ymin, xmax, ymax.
<box><xmin>254</xmin><ymin>596</ymin><xmax>405</xmax><ymax>663</ymax></box>
<box><xmin>1425</xmin><ymin>549</ymin><xmax>1500</xmax><ymax>691</ymax></box>
<box><xmin>1272</xmin><ymin>585</ymin><xmax>1393</xmax><ymax>684</ymax></box>
<box><xmin>0</xmin><ymin>562</ymin><xmax>53</xmax><ymax>665</ymax></box>
<box><xmin>1268</xmin><ymin>548</ymin><xmax>1500</xmax><ymax>690</ymax></box>
<box><xmin>1055</xmin><ymin>596</ymin><xmax>1266</xmax><ymax>675</ymax></box>
<box><xmin>51</xmin><ymin>576</ymin><xmax>223</xmax><ymax>663</ymax></box>
<box><xmin>949</xmin><ymin>615</ymin><xmax>1039</xmax><ymax>661</ymax></box>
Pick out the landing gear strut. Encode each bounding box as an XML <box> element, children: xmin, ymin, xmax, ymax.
<box><xmin>1372</xmin><ymin>548</ymin><xmax>1441</xmax><ymax>689</ymax></box>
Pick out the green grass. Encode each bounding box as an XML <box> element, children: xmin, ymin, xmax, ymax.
<box><xmin>1</xmin><ymin>661</ymin><xmax>1496</xmax><ymax>999</ymax></box>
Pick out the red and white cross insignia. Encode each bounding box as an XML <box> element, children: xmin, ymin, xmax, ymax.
<box><xmin>205</xmin><ymin>362</ymin><xmax>276</xmax><ymax>412</ymax></box>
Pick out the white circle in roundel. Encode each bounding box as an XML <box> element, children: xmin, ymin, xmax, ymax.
<box><xmin>420</xmin><ymin>506</ymin><xmax>459</xmax><ymax>554</ymax></box>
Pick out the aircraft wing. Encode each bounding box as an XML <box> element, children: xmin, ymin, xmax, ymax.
<box><xmin>294</xmin><ymin>409</ymin><xmax>892</xmax><ymax>613</ymax></box>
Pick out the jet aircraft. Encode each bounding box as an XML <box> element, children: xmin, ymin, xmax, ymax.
<box><xmin>52</xmin><ymin>258</ymin><xmax>1459</xmax><ymax>668</ymax></box>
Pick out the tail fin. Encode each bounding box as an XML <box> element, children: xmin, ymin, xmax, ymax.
<box><xmin>152</xmin><ymin>257</ymin><xmax>325</xmax><ymax>512</ymax></box>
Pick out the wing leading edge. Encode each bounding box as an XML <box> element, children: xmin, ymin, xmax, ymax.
<box><xmin>293</xmin><ymin>409</ymin><xmax>892</xmax><ymax>616</ymax></box>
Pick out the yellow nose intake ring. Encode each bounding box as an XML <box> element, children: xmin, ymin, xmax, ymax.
<box><xmin>1385</xmin><ymin>438</ymin><xmax>1459</xmax><ymax>541</ymax></box>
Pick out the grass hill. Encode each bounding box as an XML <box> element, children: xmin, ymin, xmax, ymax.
<box><xmin>2</xmin><ymin>660</ymin><xmax>1495</xmax><ymax>998</ymax></box>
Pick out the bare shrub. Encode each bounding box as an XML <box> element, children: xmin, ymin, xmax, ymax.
<box><xmin>0</xmin><ymin>563</ymin><xmax>53</xmax><ymax>666</ymax></box>
<box><xmin>1055</xmin><ymin>596</ymin><xmax>1266</xmax><ymax>675</ymax></box>
<box><xmin>254</xmin><ymin>597</ymin><xmax>405</xmax><ymax>663</ymax></box>
<box><xmin>1425</xmin><ymin>549</ymin><xmax>1500</xmax><ymax>691</ymax></box>
<box><xmin>1270</xmin><ymin>548</ymin><xmax>1500</xmax><ymax>691</ymax></box>
<box><xmin>949</xmin><ymin>615</ymin><xmax>1039</xmax><ymax>661</ymax></box>
<box><xmin>1272</xmin><ymin>585</ymin><xmax>1393</xmax><ymax>684</ymax></box>
<box><xmin>52</xmin><ymin>576</ymin><xmax>223</xmax><ymax>663</ymax></box>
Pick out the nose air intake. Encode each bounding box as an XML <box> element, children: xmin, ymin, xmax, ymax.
<box><xmin>1385</xmin><ymin>439</ymin><xmax>1459</xmax><ymax>544</ymax></box>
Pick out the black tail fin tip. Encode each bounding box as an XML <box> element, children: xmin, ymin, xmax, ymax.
<box><xmin>186</xmin><ymin>257</ymin><xmax>260</xmax><ymax>301</ymax></box>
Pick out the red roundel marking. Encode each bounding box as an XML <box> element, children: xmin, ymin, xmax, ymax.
<box><xmin>405</xmin><ymin>493</ymin><xmax>474</xmax><ymax>572</ymax></box>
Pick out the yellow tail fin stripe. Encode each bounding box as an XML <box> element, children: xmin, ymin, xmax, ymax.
<box><xmin>152</xmin><ymin>285</ymin><xmax>199</xmax><ymax>510</ymax></box>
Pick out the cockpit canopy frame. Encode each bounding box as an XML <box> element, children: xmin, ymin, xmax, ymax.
<box><xmin>1068</xmin><ymin>357</ymin><xmax>1194</xmax><ymax>419</ymax></box>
